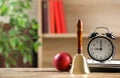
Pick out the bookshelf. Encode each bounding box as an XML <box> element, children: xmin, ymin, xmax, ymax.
<box><xmin>38</xmin><ymin>0</ymin><xmax>120</xmax><ymax>67</ymax></box>
<box><xmin>37</xmin><ymin>0</ymin><xmax>42</xmax><ymax>68</ymax></box>
<box><xmin>43</xmin><ymin>33</ymin><xmax>88</xmax><ymax>38</ymax></box>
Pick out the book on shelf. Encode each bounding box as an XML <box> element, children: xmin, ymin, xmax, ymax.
<box><xmin>42</xmin><ymin>0</ymin><xmax>49</xmax><ymax>33</ymax></box>
<box><xmin>49</xmin><ymin>0</ymin><xmax>55</xmax><ymax>33</ymax></box>
<box><xmin>43</xmin><ymin>0</ymin><xmax>67</xmax><ymax>34</ymax></box>
<box><xmin>58</xmin><ymin>0</ymin><xmax>67</xmax><ymax>33</ymax></box>
<box><xmin>54</xmin><ymin>0</ymin><xmax>62</xmax><ymax>33</ymax></box>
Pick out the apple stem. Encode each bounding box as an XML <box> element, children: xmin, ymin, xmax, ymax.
<box><xmin>77</xmin><ymin>19</ymin><xmax>83</xmax><ymax>54</ymax></box>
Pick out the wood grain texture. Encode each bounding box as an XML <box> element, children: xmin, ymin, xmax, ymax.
<box><xmin>63</xmin><ymin>0</ymin><xmax>120</xmax><ymax>33</ymax></box>
<box><xmin>0</xmin><ymin>68</ymin><xmax>120</xmax><ymax>78</ymax></box>
<box><xmin>37</xmin><ymin>0</ymin><xmax>43</xmax><ymax>68</ymax></box>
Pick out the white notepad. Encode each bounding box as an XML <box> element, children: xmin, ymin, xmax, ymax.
<box><xmin>87</xmin><ymin>59</ymin><xmax>120</xmax><ymax>68</ymax></box>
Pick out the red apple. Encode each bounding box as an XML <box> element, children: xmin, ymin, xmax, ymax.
<box><xmin>53</xmin><ymin>52</ymin><xmax>72</xmax><ymax>71</ymax></box>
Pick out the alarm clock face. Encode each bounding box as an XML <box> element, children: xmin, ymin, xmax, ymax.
<box><xmin>87</xmin><ymin>36</ymin><xmax>114</xmax><ymax>62</ymax></box>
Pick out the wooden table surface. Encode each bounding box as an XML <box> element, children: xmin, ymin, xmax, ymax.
<box><xmin>0</xmin><ymin>68</ymin><xmax>120</xmax><ymax>78</ymax></box>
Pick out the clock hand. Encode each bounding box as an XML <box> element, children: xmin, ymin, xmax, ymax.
<box><xmin>94</xmin><ymin>48</ymin><xmax>101</xmax><ymax>50</ymax></box>
<box><xmin>100</xmin><ymin>39</ymin><xmax>102</xmax><ymax>50</ymax></box>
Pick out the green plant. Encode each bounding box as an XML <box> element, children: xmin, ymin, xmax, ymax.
<box><xmin>0</xmin><ymin>0</ymin><xmax>40</xmax><ymax>67</ymax></box>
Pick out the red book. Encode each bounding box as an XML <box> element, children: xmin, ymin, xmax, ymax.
<box><xmin>58</xmin><ymin>0</ymin><xmax>67</xmax><ymax>33</ymax></box>
<box><xmin>54</xmin><ymin>0</ymin><xmax>62</xmax><ymax>33</ymax></box>
<box><xmin>49</xmin><ymin>0</ymin><xmax>55</xmax><ymax>33</ymax></box>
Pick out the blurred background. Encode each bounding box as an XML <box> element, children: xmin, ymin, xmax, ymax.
<box><xmin>1</xmin><ymin>0</ymin><xmax>120</xmax><ymax>68</ymax></box>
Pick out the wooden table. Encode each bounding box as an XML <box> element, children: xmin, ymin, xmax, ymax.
<box><xmin>0</xmin><ymin>68</ymin><xmax>120</xmax><ymax>78</ymax></box>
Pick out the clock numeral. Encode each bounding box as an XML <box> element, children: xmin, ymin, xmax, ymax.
<box><xmin>92</xmin><ymin>51</ymin><xmax>94</xmax><ymax>54</ymax></box>
<box><xmin>90</xmin><ymin>48</ymin><xmax>93</xmax><ymax>50</ymax></box>
<box><xmin>96</xmin><ymin>40</ymin><xmax>99</xmax><ymax>44</ymax></box>
<box><xmin>109</xmin><ymin>48</ymin><xmax>112</xmax><ymax>51</ymax></box>
<box><xmin>92</xmin><ymin>44</ymin><xmax>95</xmax><ymax>46</ymax></box>
<box><xmin>90</xmin><ymin>51</ymin><xmax>94</xmax><ymax>55</ymax></box>
<box><xmin>104</xmin><ymin>55</ymin><xmax>107</xmax><ymax>58</ymax></box>
<box><xmin>108</xmin><ymin>52</ymin><xmax>110</xmax><ymax>55</ymax></box>
<box><xmin>104</xmin><ymin>41</ymin><xmax>106</xmax><ymax>43</ymax></box>
<box><xmin>95</xmin><ymin>55</ymin><xmax>98</xmax><ymax>59</ymax></box>
<box><xmin>100</xmin><ymin>56</ymin><xmax>102</xmax><ymax>60</ymax></box>
<box><xmin>108</xmin><ymin>44</ymin><xmax>110</xmax><ymax>46</ymax></box>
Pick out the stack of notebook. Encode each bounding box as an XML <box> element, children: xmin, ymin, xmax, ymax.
<box><xmin>87</xmin><ymin>59</ymin><xmax>120</xmax><ymax>68</ymax></box>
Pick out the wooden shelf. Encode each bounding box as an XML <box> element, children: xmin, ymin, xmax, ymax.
<box><xmin>42</xmin><ymin>33</ymin><xmax>88</xmax><ymax>38</ymax></box>
<box><xmin>38</xmin><ymin>0</ymin><xmax>120</xmax><ymax>68</ymax></box>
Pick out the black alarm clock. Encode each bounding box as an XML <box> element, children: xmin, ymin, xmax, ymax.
<box><xmin>87</xmin><ymin>27</ymin><xmax>115</xmax><ymax>62</ymax></box>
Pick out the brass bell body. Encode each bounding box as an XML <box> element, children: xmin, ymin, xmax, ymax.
<box><xmin>70</xmin><ymin>53</ymin><xmax>90</xmax><ymax>74</ymax></box>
